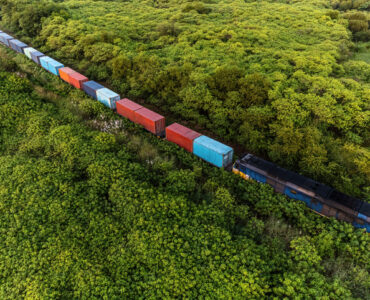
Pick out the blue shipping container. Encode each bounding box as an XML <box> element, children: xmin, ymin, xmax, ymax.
<box><xmin>39</xmin><ymin>56</ymin><xmax>53</xmax><ymax>72</ymax></box>
<box><xmin>47</xmin><ymin>58</ymin><xmax>64</xmax><ymax>76</ymax></box>
<box><xmin>0</xmin><ymin>33</ymin><xmax>14</xmax><ymax>47</ymax></box>
<box><xmin>9</xmin><ymin>39</ymin><xmax>28</xmax><ymax>53</ymax></box>
<box><xmin>193</xmin><ymin>136</ymin><xmax>234</xmax><ymax>168</ymax></box>
<box><xmin>96</xmin><ymin>88</ymin><xmax>120</xmax><ymax>109</ymax></box>
<box><xmin>82</xmin><ymin>81</ymin><xmax>105</xmax><ymax>100</ymax></box>
<box><xmin>30</xmin><ymin>51</ymin><xmax>45</xmax><ymax>65</ymax></box>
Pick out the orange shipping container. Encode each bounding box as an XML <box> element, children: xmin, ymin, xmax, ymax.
<box><xmin>166</xmin><ymin>123</ymin><xmax>201</xmax><ymax>153</ymax></box>
<box><xmin>134</xmin><ymin>107</ymin><xmax>165</xmax><ymax>136</ymax></box>
<box><xmin>69</xmin><ymin>72</ymin><xmax>88</xmax><ymax>89</ymax></box>
<box><xmin>59</xmin><ymin>67</ymin><xmax>76</xmax><ymax>84</ymax></box>
<box><xmin>116</xmin><ymin>99</ymin><xmax>143</xmax><ymax>122</ymax></box>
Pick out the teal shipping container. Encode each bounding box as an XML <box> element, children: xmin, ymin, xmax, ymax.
<box><xmin>24</xmin><ymin>47</ymin><xmax>38</xmax><ymax>60</ymax></box>
<box><xmin>39</xmin><ymin>56</ymin><xmax>53</xmax><ymax>72</ymax></box>
<box><xmin>193</xmin><ymin>136</ymin><xmax>233</xmax><ymax>168</ymax></box>
<box><xmin>47</xmin><ymin>58</ymin><xmax>64</xmax><ymax>76</ymax></box>
<box><xmin>39</xmin><ymin>56</ymin><xmax>64</xmax><ymax>76</ymax></box>
<box><xmin>96</xmin><ymin>88</ymin><xmax>120</xmax><ymax>110</ymax></box>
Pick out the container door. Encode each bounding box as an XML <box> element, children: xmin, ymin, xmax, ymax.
<box><xmin>223</xmin><ymin>152</ymin><xmax>232</xmax><ymax>167</ymax></box>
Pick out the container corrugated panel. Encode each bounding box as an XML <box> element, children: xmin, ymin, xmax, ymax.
<box><xmin>69</xmin><ymin>72</ymin><xmax>88</xmax><ymax>89</ymax></box>
<box><xmin>166</xmin><ymin>123</ymin><xmax>201</xmax><ymax>153</ymax></box>
<box><xmin>134</xmin><ymin>107</ymin><xmax>165</xmax><ymax>136</ymax></box>
<box><xmin>24</xmin><ymin>47</ymin><xmax>37</xmax><ymax>59</ymax></box>
<box><xmin>9</xmin><ymin>39</ymin><xmax>28</xmax><ymax>53</ymax></box>
<box><xmin>0</xmin><ymin>33</ymin><xmax>9</xmax><ymax>45</ymax></box>
<box><xmin>96</xmin><ymin>88</ymin><xmax>120</xmax><ymax>110</ymax></box>
<box><xmin>59</xmin><ymin>67</ymin><xmax>76</xmax><ymax>84</ymax></box>
<box><xmin>116</xmin><ymin>98</ymin><xmax>143</xmax><ymax>122</ymax></box>
<box><xmin>47</xmin><ymin>58</ymin><xmax>64</xmax><ymax>76</ymax></box>
<box><xmin>0</xmin><ymin>33</ymin><xmax>14</xmax><ymax>46</ymax></box>
<box><xmin>39</xmin><ymin>56</ymin><xmax>53</xmax><ymax>71</ymax></box>
<box><xmin>30</xmin><ymin>51</ymin><xmax>45</xmax><ymax>65</ymax></box>
<box><xmin>8</xmin><ymin>39</ymin><xmax>18</xmax><ymax>51</ymax></box>
<box><xmin>82</xmin><ymin>81</ymin><xmax>105</xmax><ymax>100</ymax></box>
<box><xmin>193</xmin><ymin>136</ymin><xmax>234</xmax><ymax>168</ymax></box>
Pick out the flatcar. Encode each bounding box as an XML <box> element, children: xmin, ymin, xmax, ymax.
<box><xmin>233</xmin><ymin>154</ymin><xmax>370</xmax><ymax>232</ymax></box>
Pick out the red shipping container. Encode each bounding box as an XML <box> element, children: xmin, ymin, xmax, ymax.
<box><xmin>69</xmin><ymin>72</ymin><xmax>88</xmax><ymax>89</ymax></box>
<box><xmin>116</xmin><ymin>99</ymin><xmax>143</xmax><ymax>122</ymax></box>
<box><xmin>166</xmin><ymin>123</ymin><xmax>202</xmax><ymax>152</ymax></box>
<box><xmin>59</xmin><ymin>67</ymin><xmax>75</xmax><ymax>84</ymax></box>
<box><xmin>134</xmin><ymin>107</ymin><xmax>165</xmax><ymax>136</ymax></box>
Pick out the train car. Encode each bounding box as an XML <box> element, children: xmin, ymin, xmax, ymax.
<box><xmin>357</xmin><ymin>202</ymin><xmax>370</xmax><ymax>232</ymax></box>
<box><xmin>134</xmin><ymin>107</ymin><xmax>166</xmax><ymax>136</ymax></box>
<box><xmin>69</xmin><ymin>72</ymin><xmax>88</xmax><ymax>89</ymax></box>
<box><xmin>40</xmin><ymin>56</ymin><xmax>53</xmax><ymax>72</ymax></box>
<box><xmin>24</xmin><ymin>47</ymin><xmax>37</xmax><ymax>60</ymax></box>
<box><xmin>9</xmin><ymin>39</ymin><xmax>28</xmax><ymax>54</ymax></box>
<box><xmin>116</xmin><ymin>99</ymin><xmax>165</xmax><ymax>136</ymax></box>
<box><xmin>96</xmin><ymin>88</ymin><xmax>120</xmax><ymax>110</ymax></box>
<box><xmin>0</xmin><ymin>33</ymin><xmax>14</xmax><ymax>47</ymax></box>
<box><xmin>39</xmin><ymin>56</ymin><xmax>64</xmax><ymax>76</ymax></box>
<box><xmin>193</xmin><ymin>136</ymin><xmax>234</xmax><ymax>168</ymax></box>
<box><xmin>233</xmin><ymin>154</ymin><xmax>370</xmax><ymax>232</ymax></box>
<box><xmin>59</xmin><ymin>67</ymin><xmax>76</xmax><ymax>84</ymax></box>
<box><xmin>47</xmin><ymin>58</ymin><xmax>64</xmax><ymax>76</ymax></box>
<box><xmin>82</xmin><ymin>81</ymin><xmax>104</xmax><ymax>100</ymax></box>
<box><xmin>30</xmin><ymin>50</ymin><xmax>45</xmax><ymax>65</ymax></box>
<box><xmin>116</xmin><ymin>99</ymin><xmax>143</xmax><ymax>122</ymax></box>
<box><xmin>166</xmin><ymin>123</ymin><xmax>201</xmax><ymax>153</ymax></box>
<box><xmin>327</xmin><ymin>190</ymin><xmax>370</xmax><ymax>232</ymax></box>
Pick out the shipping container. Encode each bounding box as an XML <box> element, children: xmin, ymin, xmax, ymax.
<box><xmin>39</xmin><ymin>56</ymin><xmax>53</xmax><ymax>72</ymax></box>
<box><xmin>9</xmin><ymin>39</ymin><xmax>28</xmax><ymax>53</ymax></box>
<box><xmin>59</xmin><ymin>67</ymin><xmax>76</xmax><ymax>84</ymax></box>
<box><xmin>166</xmin><ymin>123</ymin><xmax>201</xmax><ymax>153</ymax></box>
<box><xmin>47</xmin><ymin>58</ymin><xmax>64</xmax><ymax>76</ymax></box>
<box><xmin>69</xmin><ymin>72</ymin><xmax>88</xmax><ymax>89</ymax></box>
<box><xmin>24</xmin><ymin>47</ymin><xmax>37</xmax><ymax>60</ymax></box>
<box><xmin>82</xmin><ymin>81</ymin><xmax>105</xmax><ymax>100</ymax></box>
<box><xmin>30</xmin><ymin>50</ymin><xmax>45</xmax><ymax>65</ymax></box>
<box><xmin>0</xmin><ymin>33</ymin><xmax>14</xmax><ymax>47</ymax></box>
<box><xmin>116</xmin><ymin>98</ymin><xmax>143</xmax><ymax>122</ymax></box>
<box><xmin>134</xmin><ymin>107</ymin><xmax>165</xmax><ymax>136</ymax></box>
<box><xmin>96</xmin><ymin>88</ymin><xmax>120</xmax><ymax>110</ymax></box>
<box><xmin>193</xmin><ymin>135</ymin><xmax>234</xmax><ymax>168</ymax></box>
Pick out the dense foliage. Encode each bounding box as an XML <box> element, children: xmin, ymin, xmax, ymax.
<box><xmin>0</xmin><ymin>46</ymin><xmax>369</xmax><ymax>298</ymax></box>
<box><xmin>0</xmin><ymin>0</ymin><xmax>369</xmax><ymax>200</ymax></box>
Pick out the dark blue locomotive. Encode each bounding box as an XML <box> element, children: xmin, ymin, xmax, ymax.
<box><xmin>233</xmin><ymin>154</ymin><xmax>370</xmax><ymax>232</ymax></box>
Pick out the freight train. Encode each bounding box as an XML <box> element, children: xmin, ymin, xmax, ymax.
<box><xmin>0</xmin><ymin>30</ymin><xmax>369</xmax><ymax>232</ymax></box>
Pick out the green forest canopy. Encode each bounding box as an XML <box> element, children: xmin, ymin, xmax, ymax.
<box><xmin>0</xmin><ymin>0</ymin><xmax>369</xmax><ymax>199</ymax></box>
<box><xmin>0</xmin><ymin>42</ymin><xmax>369</xmax><ymax>299</ymax></box>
